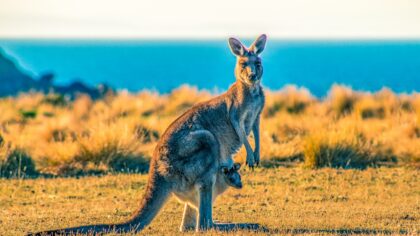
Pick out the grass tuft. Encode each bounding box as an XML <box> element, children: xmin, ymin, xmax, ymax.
<box><xmin>264</xmin><ymin>85</ymin><xmax>314</xmax><ymax>117</ymax></box>
<box><xmin>303</xmin><ymin>131</ymin><xmax>392</xmax><ymax>169</ymax></box>
<box><xmin>0</xmin><ymin>144</ymin><xmax>37</xmax><ymax>178</ymax></box>
<box><xmin>19</xmin><ymin>109</ymin><xmax>37</xmax><ymax>119</ymax></box>
<box><xmin>42</xmin><ymin>93</ymin><xmax>68</xmax><ymax>107</ymax></box>
<box><xmin>328</xmin><ymin>84</ymin><xmax>358</xmax><ymax>116</ymax></box>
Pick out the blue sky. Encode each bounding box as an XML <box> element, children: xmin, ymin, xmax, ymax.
<box><xmin>1</xmin><ymin>0</ymin><xmax>420</xmax><ymax>39</ymax></box>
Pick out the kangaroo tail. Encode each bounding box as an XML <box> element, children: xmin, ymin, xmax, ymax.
<box><xmin>28</xmin><ymin>170</ymin><xmax>172</xmax><ymax>235</ymax></box>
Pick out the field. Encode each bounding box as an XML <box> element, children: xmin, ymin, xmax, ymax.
<box><xmin>1</xmin><ymin>167</ymin><xmax>418</xmax><ymax>235</ymax></box>
<box><xmin>0</xmin><ymin>84</ymin><xmax>419</xmax><ymax>235</ymax></box>
<box><xmin>0</xmin><ymin>84</ymin><xmax>419</xmax><ymax>176</ymax></box>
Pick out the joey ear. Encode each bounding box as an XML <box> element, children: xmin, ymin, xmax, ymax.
<box><xmin>228</xmin><ymin>37</ymin><xmax>247</xmax><ymax>56</ymax></box>
<box><xmin>220</xmin><ymin>166</ymin><xmax>229</xmax><ymax>174</ymax></box>
<box><xmin>250</xmin><ymin>34</ymin><xmax>267</xmax><ymax>55</ymax></box>
<box><xmin>233</xmin><ymin>163</ymin><xmax>241</xmax><ymax>170</ymax></box>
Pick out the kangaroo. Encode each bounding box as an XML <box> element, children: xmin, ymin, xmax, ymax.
<box><xmin>179</xmin><ymin>162</ymin><xmax>243</xmax><ymax>232</ymax></box>
<box><xmin>29</xmin><ymin>34</ymin><xmax>266</xmax><ymax>235</ymax></box>
<box><xmin>220</xmin><ymin>162</ymin><xmax>243</xmax><ymax>190</ymax></box>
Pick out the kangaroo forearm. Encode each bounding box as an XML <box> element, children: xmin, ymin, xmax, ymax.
<box><xmin>239</xmin><ymin>130</ymin><xmax>253</xmax><ymax>154</ymax></box>
<box><xmin>230</xmin><ymin>118</ymin><xmax>252</xmax><ymax>153</ymax></box>
<box><xmin>243</xmin><ymin>136</ymin><xmax>253</xmax><ymax>153</ymax></box>
<box><xmin>252</xmin><ymin>119</ymin><xmax>260</xmax><ymax>153</ymax></box>
<box><xmin>253</xmin><ymin>133</ymin><xmax>260</xmax><ymax>153</ymax></box>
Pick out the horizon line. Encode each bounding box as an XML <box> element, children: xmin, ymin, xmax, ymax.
<box><xmin>1</xmin><ymin>36</ymin><xmax>420</xmax><ymax>42</ymax></box>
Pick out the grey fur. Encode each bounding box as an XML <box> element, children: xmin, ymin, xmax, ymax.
<box><xmin>220</xmin><ymin>162</ymin><xmax>243</xmax><ymax>189</ymax></box>
<box><xmin>179</xmin><ymin>162</ymin><xmax>243</xmax><ymax>232</ymax></box>
<box><xmin>29</xmin><ymin>34</ymin><xmax>267</xmax><ymax>235</ymax></box>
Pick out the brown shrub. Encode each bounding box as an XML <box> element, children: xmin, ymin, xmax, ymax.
<box><xmin>0</xmin><ymin>145</ymin><xmax>37</xmax><ymax>178</ymax></box>
<box><xmin>264</xmin><ymin>85</ymin><xmax>314</xmax><ymax>117</ymax></box>
<box><xmin>303</xmin><ymin>131</ymin><xmax>394</xmax><ymax>169</ymax></box>
<box><xmin>355</xmin><ymin>96</ymin><xmax>385</xmax><ymax>119</ymax></box>
<box><xmin>327</xmin><ymin>84</ymin><xmax>358</xmax><ymax>116</ymax></box>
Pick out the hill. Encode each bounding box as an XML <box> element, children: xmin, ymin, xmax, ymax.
<box><xmin>0</xmin><ymin>49</ymin><xmax>112</xmax><ymax>98</ymax></box>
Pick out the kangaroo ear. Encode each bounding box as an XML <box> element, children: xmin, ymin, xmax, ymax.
<box><xmin>250</xmin><ymin>34</ymin><xmax>267</xmax><ymax>55</ymax></box>
<box><xmin>228</xmin><ymin>37</ymin><xmax>247</xmax><ymax>56</ymax></box>
<box><xmin>233</xmin><ymin>163</ymin><xmax>241</xmax><ymax>170</ymax></box>
<box><xmin>220</xmin><ymin>166</ymin><xmax>229</xmax><ymax>174</ymax></box>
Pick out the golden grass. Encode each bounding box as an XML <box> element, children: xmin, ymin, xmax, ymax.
<box><xmin>0</xmin><ymin>146</ymin><xmax>36</xmax><ymax>178</ymax></box>
<box><xmin>302</xmin><ymin>131</ymin><xmax>382</xmax><ymax>169</ymax></box>
<box><xmin>1</xmin><ymin>86</ymin><xmax>419</xmax><ymax>234</ymax></box>
<box><xmin>0</xmin><ymin>84</ymin><xmax>419</xmax><ymax>176</ymax></box>
<box><xmin>0</xmin><ymin>168</ymin><xmax>418</xmax><ymax>235</ymax></box>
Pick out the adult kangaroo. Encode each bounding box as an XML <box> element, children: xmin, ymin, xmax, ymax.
<box><xmin>30</xmin><ymin>34</ymin><xmax>267</xmax><ymax>235</ymax></box>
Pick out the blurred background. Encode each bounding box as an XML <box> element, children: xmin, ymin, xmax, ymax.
<box><xmin>0</xmin><ymin>0</ymin><xmax>420</xmax><ymax>177</ymax></box>
<box><xmin>1</xmin><ymin>0</ymin><xmax>420</xmax><ymax>96</ymax></box>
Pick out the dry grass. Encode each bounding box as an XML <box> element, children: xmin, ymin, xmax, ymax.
<box><xmin>1</xmin><ymin>85</ymin><xmax>419</xmax><ymax>235</ymax></box>
<box><xmin>0</xmin><ymin>167</ymin><xmax>418</xmax><ymax>235</ymax></box>
<box><xmin>0</xmin><ymin>84</ymin><xmax>419</xmax><ymax>176</ymax></box>
<box><xmin>0</xmin><ymin>145</ymin><xmax>37</xmax><ymax>178</ymax></box>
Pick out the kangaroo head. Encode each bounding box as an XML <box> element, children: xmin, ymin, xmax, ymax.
<box><xmin>228</xmin><ymin>34</ymin><xmax>267</xmax><ymax>86</ymax></box>
<box><xmin>220</xmin><ymin>162</ymin><xmax>242</xmax><ymax>189</ymax></box>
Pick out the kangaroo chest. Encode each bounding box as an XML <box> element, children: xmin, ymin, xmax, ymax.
<box><xmin>242</xmin><ymin>91</ymin><xmax>264</xmax><ymax>135</ymax></box>
<box><xmin>172</xmin><ymin>175</ymin><xmax>229</xmax><ymax>208</ymax></box>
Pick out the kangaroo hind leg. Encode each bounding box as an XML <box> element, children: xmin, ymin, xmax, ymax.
<box><xmin>179</xmin><ymin>203</ymin><xmax>197</xmax><ymax>232</ymax></box>
<box><xmin>196</xmin><ymin>179</ymin><xmax>215</xmax><ymax>232</ymax></box>
<box><xmin>177</xmin><ymin>130</ymin><xmax>219</xmax><ymax>158</ymax></box>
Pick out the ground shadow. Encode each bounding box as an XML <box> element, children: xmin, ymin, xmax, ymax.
<box><xmin>213</xmin><ymin>223</ymin><xmax>409</xmax><ymax>235</ymax></box>
<box><xmin>212</xmin><ymin>222</ymin><xmax>267</xmax><ymax>232</ymax></box>
<box><xmin>252</xmin><ymin>227</ymin><xmax>408</xmax><ymax>235</ymax></box>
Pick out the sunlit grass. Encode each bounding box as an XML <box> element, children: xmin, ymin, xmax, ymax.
<box><xmin>0</xmin><ymin>84</ymin><xmax>419</xmax><ymax>176</ymax></box>
<box><xmin>1</xmin><ymin>168</ymin><xmax>418</xmax><ymax>235</ymax></box>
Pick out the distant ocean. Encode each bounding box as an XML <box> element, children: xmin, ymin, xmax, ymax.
<box><xmin>1</xmin><ymin>39</ymin><xmax>419</xmax><ymax>97</ymax></box>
